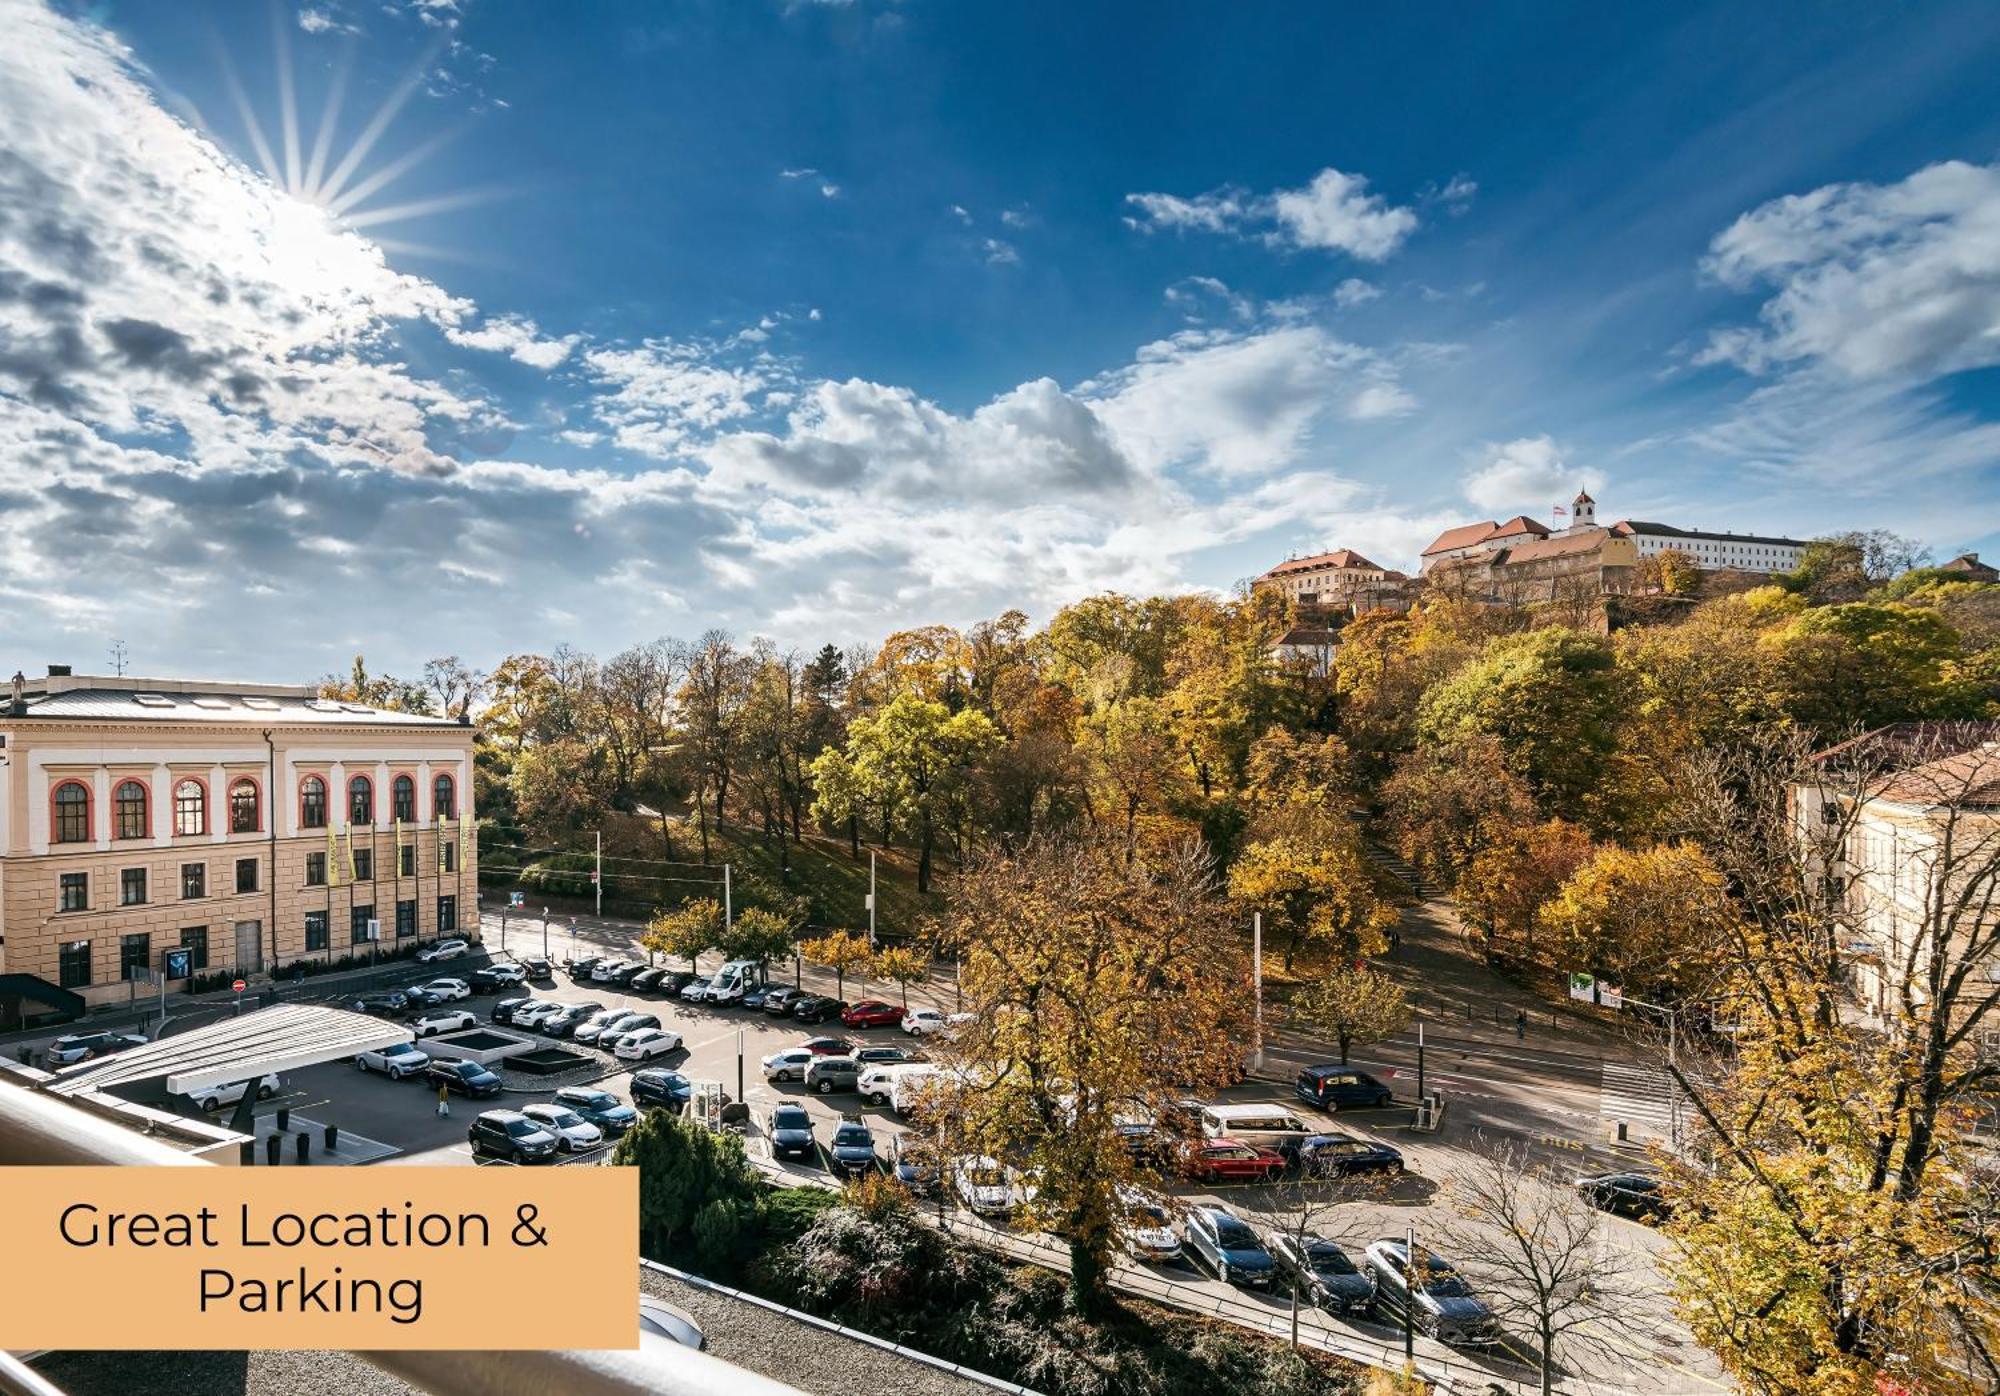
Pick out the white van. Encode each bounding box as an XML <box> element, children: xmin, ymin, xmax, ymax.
<box><xmin>1199</xmin><ymin>1103</ymin><xmax>1314</xmax><ymax>1156</ymax></box>
<box><xmin>859</xmin><ymin>1063</ymin><xmax>914</xmax><ymax>1107</ymax></box>
<box><xmin>702</xmin><ymin>959</ymin><xmax>768</xmax><ymax>1005</ymax></box>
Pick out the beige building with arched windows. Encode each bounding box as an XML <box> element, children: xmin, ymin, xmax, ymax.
<box><xmin>0</xmin><ymin>666</ymin><xmax>477</xmax><ymax>1026</ymax></box>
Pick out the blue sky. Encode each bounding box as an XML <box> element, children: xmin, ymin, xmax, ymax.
<box><xmin>1</xmin><ymin>0</ymin><xmax>1997</xmax><ymax>680</ymax></box>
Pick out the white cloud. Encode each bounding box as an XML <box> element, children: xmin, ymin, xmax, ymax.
<box><xmin>1460</xmin><ymin>436</ymin><xmax>1602</xmax><ymax>514</ymax></box>
<box><xmin>1333</xmin><ymin>278</ymin><xmax>1382</xmax><ymax>308</ymax></box>
<box><xmin>983</xmin><ymin>238</ymin><xmax>1020</xmax><ymax>265</ymax></box>
<box><xmin>582</xmin><ymin>341</ymin><xmax>770</xmax><ymax>457</ymax></box>
<box><xmin>296</xmin><ymin>8</ymin><xmax>356</xmax><ymax>35</ymax></box>
<box><xmin>1697</xmin><ymin>160</ymin><xmax>2000</xmax><ymax>381</ymax></box>
<box><xmin>445</xmin><ymin>315</ymin><xmax>579</xmax><ymax>368</ymax></box>
<box><xmin>1165</xmin><ymin>276</ymin><xmax>1254</xmax><ymax>322</ymax></box>
<box><xmin>1124</xmin><ymin>167</ymin><xmax>1419</xmax><ymax>261</ymax></box>
<box><xmin>947</xmin><ymin>203</ymin><xmax>972</xmax><ymax>223</ymax></box>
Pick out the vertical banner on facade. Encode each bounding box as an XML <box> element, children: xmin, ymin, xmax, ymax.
<box><xmin>326</xmin><ymin>819</ymin><xmax>341</xmax><ymax>887</ymax></box>
<box><xmin>438</xmin><ymin>812</ymin><xmax>448</xmax><ymax>875</ymax></box>
<box><xmin>394</xmin><ymin>816</ymin><xmax>405</xmax><ymax>876</ymax></box>
<box><xmin>343</xmin><ymin>821</ymin><xmax>358</xmax><ymax>884</ymax></box>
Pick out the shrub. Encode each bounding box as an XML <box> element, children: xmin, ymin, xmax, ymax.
<box><xmin>612</xmin><ymin>1111</ymin><xmax>764</xmax><ymax>1279</ymax></box>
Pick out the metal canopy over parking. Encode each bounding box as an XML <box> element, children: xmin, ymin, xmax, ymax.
<box><xmin>42</xmin><ymin>1003</ymin><xmax>412</xmax><ymax>1098</ymax></box>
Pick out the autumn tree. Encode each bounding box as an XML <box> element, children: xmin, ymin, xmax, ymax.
<box><xmin>929</xmin><ymin>834</ymin><xmax>1248</xmax><ymax>1312</ymax></box>
<box><xmin>1228</xmin><ymin>808</ymin><xmax>1398</xmax><ymax>969</ymax></box>
<box><xmin>1078</xmin><ymin>696</ymin><xmax>1191</xmax><ymax>860</ymax></box>
<box><xmin>676</xmin><ymin>629</ymin><xmax>755</xmax><ymax>855</ymax></box>
<box><xmin>1453</xmin><ymin>818</ymin><xmax>1596</xmax><ymax>961</ymax></box>
<box><xmin>716</xmin><ymin>904</ymin><xmax>800</xmax><ymax>968</ymax></box>
<box><xmin>644</xmin><ymin>897</ymin><xmax>723</xmax><ymax>970</ymax></box>
<box><xmin>1535</xmin><ymin>841</ymin><xmax>1734</xmax><ymax>997</ymax></box>
<box><xmin>1379</xmin><ymin>735</ymin><xmax>1538</xmax><ymax>892</ymax></box>
<box><xmin>800</xmin><ymin>930</ymin><xmax>874</xmax><ymax>1000</ymax></box>
<box><xmin>870</xmin><ymin>945</ymin><xmax>931</xmax><ymax>1008</ymax></box>
<box><xmin>1287</xmin><ymin>964</ymin><xmax>1410</xmax><ymax>1064</ymax></box>
<box><xmin>421</xmin><ymin>654</ymin><xmax>488</xmax><ymax>720</ymax></box>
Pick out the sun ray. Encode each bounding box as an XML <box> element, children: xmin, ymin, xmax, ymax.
<box><xmin>339</xmin><ymin>186</ymin><xmax>513</xmax><ymax>231</ymax></box>
<box><xmin>214</xmin><ymin>41</ymin><xmax>281</xmax><ymax>187</ymax></box>
<box><xmin>315</xmin><ymin>42</ymin><xmax>445</xmax><ymax>211</ymax></box>
<box><xmin>272</xmin><ymin>4</ymin><xmax>302</xmax><ymax>194</ymax></box>
<box><xmin>324</xmin><ymin>125</ymin><xmax>462</xmax><ymax>219</ymax></box>
<box><xmin>303</xmin><ymin>48</ymin><xmax>353</xmax><ymax>202</ymax></box>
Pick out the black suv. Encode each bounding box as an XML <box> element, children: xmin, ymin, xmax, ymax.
<box><xmin>1362</xmin><ymin>1240</ymin><xmax>1500</xmax><ymax>1347</ymax></box>
<box><xmin>827</xmin><ymin>1117</ymin><xmax>878</xmax><ymax>1178</ymax></box>
<box><xmin>1575</xmin><ymin>1171</ymin><xmax>1669</xmax><ymax>1222</ymax></box>
<box><xmin>468</xmin><ymin>1109</ymin><xmax>559</xmax><ymax>1163</ymax></box>
<box><xmin>491</xmin><ymin>995</ymin><xmax>534</xmax><ymax>1025</ymax></box>
<box><xmin>792</xmin><ymin>995</ymin><xmax>843</xmax><ymax>1024</ymax></box>
<box><xmin>1294</xmin><ymin>1065</ymin><xmax>1395</xmax><ymax>1112</ymax></box>
<box><xmin>519</xmin><ymin>954</ymin><xmax>553</xmax><ymax>980</ymax></box>
<box><xmin>1268</xmin><ymin>1234</ymin><xmax>1375</xmax><ymax>1315</ymax></box>
<box><xmin>349</xmin><ymin>991</ymin><xmax>409</xmax><ymax>1017</ymax></box>
<box><xmin>566</xmin><ymin>955</ymin><xmax>604</xmax><ymax>980</ymax></box>
<box><xmin>631</xmin><ymin>1069</ymin><xmax>693</xmax><ymax>1112</ymax></box>
<box><xmin>629</xmin><ymin>966</ymin><xmax>667</xmax><ymax>992</ymax></box>
<box><xmin>426</xmin><ymin>1058</ymin><xmax>503</xmax><ymax>1098</ymax></box>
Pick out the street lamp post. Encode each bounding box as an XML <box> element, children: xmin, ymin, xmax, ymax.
<box><xmin>1403</xmin><ymin>1224</ymin><xmax>1416</xmax><ymax>1361</ymax></box>
<box><xmin>867</xmin><ymin>850</ymin><xmax>877</xmax><ymax>950</ymax></box>
<box><xmin>1252</xmin><ymin>912</ymin><xmax>1265</xmax><ymax>1072</ymax></box>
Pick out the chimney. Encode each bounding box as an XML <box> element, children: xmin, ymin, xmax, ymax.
<box><xmin>46</xmin><ymin>664</ymin><xmax>71</xmax><ymax>677</ymax></box>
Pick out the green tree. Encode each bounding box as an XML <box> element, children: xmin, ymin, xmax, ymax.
<box><xmin>644</xmin><ymin>897</ymin><xmax>722</xmax><ymax>970</ymax></box>
<box><xmin>613</xmin><ymin>1110</ymin><xmax>764</xmax><ymax>1276</ymax></box>
<box><xmin>1077</xmin><ymin>695</ymin><xmax>1190</xmax><ymax>859</ymax></box>
<box><xmin>717</xmin><ymin>904</ymin><xmax>800</xmax><ymax>968</ymax></box>
<box><xmin>1288</xmin><ymin>964</ymin><xmax>1410</xmax><ymax>1064</ymax></box>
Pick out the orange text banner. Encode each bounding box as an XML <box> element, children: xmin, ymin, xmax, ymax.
<box><xmin>0</xmin><ymin>1166</ymin><xmax>637</xmax><ymax>1349</ymax></box>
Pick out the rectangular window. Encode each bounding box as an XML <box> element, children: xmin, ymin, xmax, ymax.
<box><xmin>305</xmin><ymin>851</ymin><xmax>326</xmax><ymax>887</ymax></box>
<box><xmin>180</xmin><ymin>926</ymin><xmax>208</xmax><ymax>972</ymax></box>
<box><xmin>120</xmin><ymin>932</ymin><xmax>150</xmax><ymax>981</ymax></box>
<box><xmin>120</xmin><ymin>867</ymin><xmax>148</xmax><ymax>907</ymax></box>
<box><xmin>396</xmin><ymin>899</ymin><xmax>417</xmax><ymax>938</ymax></box>
<box><xmin>235</xmin><ymin>857</ymin><xmax>259</xmax><ymax>894</ymax></box>
<box><xmin>399</xmin><ymin>844</ymin><xmax>416</xmax><ymax>878</ymax></box>
<box><xmin>58</xmin><ymin>940</ymin><xmax>91</xmax><ymax>989</ymax></box>
<box><xmin>181</xmin><ymin>862</ymin><xmax>206</xmax><ymax>899</ymax></box>
<box><xmin>437</xmin><ymin>894</ymin><xmax>458</xmax><ymax>934</ymax></box>
<box><xmin>353</xmin><ymin>847</ymin><xmax>373</xmax><ymax>882</ymax></box>
<box><xmin>442</xmin><ymin>842</ymin><xmax>457</xmax><ymax>873</ymax></box>
<box><xmin>351</xmin><ymin>904</ymin><xmax>376</xmax><ymax>945</ymax></box>
<box><xmin>304</xmin><ymin>910</ymin><xmax>329</xmax><ymax>953</ymax></box>
<box><xmin>59</xmin><ymin>872</ymin><xmax>88</xmax><ymax>913</ymax></box>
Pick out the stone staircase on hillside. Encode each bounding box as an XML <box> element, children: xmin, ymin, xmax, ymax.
<box><xmin>1365</xmin><ymin>840</ymin><xmax>1434</xmax><ymax>901</ymax></box>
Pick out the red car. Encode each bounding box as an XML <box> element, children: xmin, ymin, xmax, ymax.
<box><xmin>842</xmin><ymin>1000</ymin><xmax>907</xmax><ymax>1030</ymax></box>
<box><xmin>800</xmin><ymin>1036</ymin><xmax>855</xmax><ymax>1056</ymax></box>
<box><xmin>1185</xmin><ymin>1138</ymin><xmax>1286</xmax><ymax>1184</ymax></box>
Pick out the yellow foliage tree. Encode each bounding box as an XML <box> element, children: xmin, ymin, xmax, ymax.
<box><xmin>869</xmin><ymin>945</ymin><xmax>930</xmax><ymax>1008</ymax></box>
<box><xmin>1534</xmin><ymin>842</ymin><xmax>1732</xmax><ymax>996</ymax></box>
<box><xmin>1228</xmin><ymin>809</ymin><xmax>1398</xmax><ymax>970</ymax></box>
<box><xmin>799</xmin><ymin>929</ymin><xmax>874</xmax><ymax>1000</ymax></box>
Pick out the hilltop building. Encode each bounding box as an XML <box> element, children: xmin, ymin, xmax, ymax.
<box><xmin>0</xmin><ymin>666</ymin><xmax>477</xmax><ymax>1027</ymax></box>
<box><xmin>1254</xmin><ymin>548</ymin><xmax>1413</xmax><ymax>616</ymax></box>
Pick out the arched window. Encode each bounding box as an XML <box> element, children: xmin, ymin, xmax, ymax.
<box><xmin>300</xmin><ymin>775</ymin><xmax>327</xmax><ymax>829</ymax></box>
<box><xmin>349</xmin><ymin>775</ymin><xmax>373</xmax><ymax>826</ymax></box>
<box><xmin>114</xmin><ymin>780</ymin><xmax>149</xmax><ymax>840</ymax></box>
<box><xmin>173</xmin><ymin>778</ymin><xmax>207</xmax><ymax>837</ymax></box>
<box><xmin>229</xmin><ymin>778</ymin><xmax>260</xmax><ymax>834</ymax></box>
<box><xmin>433</xmin><ymin>773</ymin><xmax>457</xmax><ymax>822</ymax></box>
<box><xmin>52</xmin><ymin>781</ymin><xmax>91</xmax><ymax>844</ymax></box>
<box><xmin>391</xmin><ymin>774</ymin><xmax>416</xmax><ymax>823</ymax></box>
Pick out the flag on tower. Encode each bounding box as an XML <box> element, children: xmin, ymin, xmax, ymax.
<box><xmin>1553</xmin><ymin>503</ymin><xmax>1568</xmax><ymax>516</ymax></box>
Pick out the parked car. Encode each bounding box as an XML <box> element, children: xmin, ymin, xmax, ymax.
<box><xmin>592</xmin><ymin>959</ymin><xmax>643</xmax><ymax>985</ymax></box>
<box><xmin>827</xmin><ymin>1117</ymin><xmax>878</xmax><ymax>1177</ymax></box>
<box><xmin>1183</xmin><ymin>1138</ymin><xmax>1287</xmax><ymax>1184</ymax></box>
<box><xmin>427</xmin><ymin>1059</ymin><xmax>502</xmax><ymax>1097</ymax></box>
<box><xmin>841</xmin><ymin>1000</ymin><xmax>906</xmax><ymax>1030</ymax></box>
<box><xmin>854</xmin><ymin>1044</ymin><xmax>922</xmax><ymax>1067</ymax></box>
<box><xmin>631</xmin><ymin>1069</ymin><xmax>694</xmax><ymax>1112</ymax></box>
<box><xmin>1362</xmin><ymin>1240</ymin><xmax>1500</xmax><ymax>1347</ymax></box>
<box><xmin>490</xmin><ymin>994</ymin><xmax>534</xmax><ymax>1024</ymax></box>
<box><xmin>858</xmin><ymin>1064</ymin><xmax>908</xmax><ymax>1106</ymax></box>
<box><xmin>552</xmin><ymin>1087</ymin><xmax>639</xmax><ymax>1136</ymax></box>
<box><xmin>187</xmin><ymin>1074</ymin><xmax>281</xmax><ymax>1112</ymax></box>
<box><xmin>762</xmin><ymin>1048</ymin><xmax>815</xmax><ymax>1083</ymax></box>
<box><xmin>806</xmin><ymin>1056</ymin><xmax>861</xmax><ymax>1095</ymax></box>
<box><xmin>889</xmin><ymin>1132</ymin><xmax>939</xmax><ymax>1193</ymax></box>
<box><xmin>1118</xmin><ymin>1188</ymin><xmax>1183</xmax><ymax>1264</ymax></box>
<box><xmin>1269</xmin><ymin>1235</ymin><xmax>1375</xmax><ymax>1315</ymax></box>
<box><xmin>512</xmin><ymin>1001</ymin><xmax>567</xmax><ymax>1031</ymax></box>
<box><xmin>954</xmin><ymin>1157</ymin><xmax>1032</xmax><ymax>1217</ymax></box>
<box><xmin>767</xmin><ymin>1103</ymin><xmax>817</xmax><ymax>1161</ymax></box>
<box><xmin>1182</xmin><ymin>1206</ymin><xmax>1275</xmax><ymax>1289</ymax></box>
<box><xmin>1574</xmin><ymin>1171</ymin><xmax>1670</xmax><ymax>1222</ymax></box>
<box><xmin>468</xmin><ymin>1109</ymin><xmax>558</xmax><ymax>1163</ymax></box>
<box><xmin>616</xmin><ymin>1027</ymin><xmax>684</xmax><ymax>1062</ymax></box>
<box><xmin>469</xmin><ymin>964</ymin><xmax>526</xmax><ymax>992</ymax></box>
<box><xmin>761</xmin><ymin>986</ymin><xmax>805</xmax><ymax>1016</ymax></box>
<box><xmin>629</xmin><ymin>967</ymin><xmax>667</xmax><ymax>993</ymax></box>
<box><xmin>792</xmin><ymin>995</ymin><xmax>843</xmax><ymax>1024</ymax></box>
<box><xmin>1199</xmin><ymin>1103</ymin><xmax>1315</xmax><ymax>1159</ymax></box>
<box><xmin>659</xmin><ymin>970</ymin><xmax>701</xmax><ymax>997</ymax></box>
<box><xmin>1294</xmin><ymin>1065</ymin><xmax>1395</xmax><ymax>1112</ymax></box>
<box><xmin>417</xmin><ymin>937</ymin><xmax>469</xmax><ymax>963</ymax></box>
<box><xmin>540</xmin><ymin>1002</ymin><xmax>605</xmax><ymax>1037</ymax></box>
<box><xmin>348</xmin><ymin>991</ymin><xmax>409</xmax><ymax>1017</ymax></box>
<box><xmin>740</xmin><ymin>984</ymin><xmax>772</xmax><ymax>1010</ymax></box>
<box><xmin>520</xmin><ymin>1102</ymin><xmax>603</xmax><ymax>1152</ymax></box>
<box><xmin>800</xmin><ymin>1036</ymin><xmax>854</xmax><ymax>1056</ymax></box>
<box><xmin>519</xmin><ymin>954</ymin><xmax>553</xmax><ymax>980</ymax></box>
<box><xmin>569</xmin><ymin>1008</ymin><xmax>635</xmax><ymax>1045</ymax></box>
<box><xmin>43</xmin><ymin>1031</ymin><xmax>148</xmax><ymax>1066</ymax></box>
<box><xmin>679</xmin><ymin>975</ymin><xmax>712</xmax><ymax>1003</ymax></box>
<box><xmin>566</xmin><ymin>954</ymin><xmax>604</xmax><ymax>979</ymax></box>
<box><xmin>412</xmin><ymin>1009</ymin><xmax>476</xmax><ymax>1038</ymax></box>
<box><xmin>596</xmin><ymin>1013</ymin><xmax>664</xmax><ymax>1050</ymax></box>
<box><xmin>354</xmin><ymin>1044</ymin><xmax>430</xmax><ymax>1079</ymax></box>
<box><xmin>903</xmin><ymin>1008</ymin><xmax>947</xmax><ymax>1036</ymax></box>
<box><xmin>1298</xmin><ymin>1133</ymin><xmax>1406</xmax><ymax>1178</ymax></box>
<box><xmin>408</xmin><ymin>977</ymin><xmax>471</xmax><ymax>1005</ymax></box>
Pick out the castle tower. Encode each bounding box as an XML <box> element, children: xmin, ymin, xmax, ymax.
<box><xmin>1569</xmin><ymin>487</ymin><xmax>1596</xmax><ymax>533</ymax></box>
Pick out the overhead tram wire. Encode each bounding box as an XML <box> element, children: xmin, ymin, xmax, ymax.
<box><xmin>468</xmin><ymin>836</ymin><xmax>725</xmax><ymax>871</ymax></box>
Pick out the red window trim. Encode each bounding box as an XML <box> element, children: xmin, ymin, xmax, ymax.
<box><xmin>112</xmin><ymin>778</ymin><xmax>150</xmax><ymax>840</ymax></box>
<box><xmin>171</xmin><ymin>774</ymin><xmax>210</xmax><ymax>838</ymax></box>
<box><xmin>49</xmin><ymin>779</ymin><xmax>93</xmax><ymax>845</ymax></box>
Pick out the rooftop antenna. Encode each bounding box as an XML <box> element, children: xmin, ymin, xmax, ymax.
<box><xmin>109</xmin><ymin>639</ymin><xmax>129</xmax><ymax>677</ymax></box>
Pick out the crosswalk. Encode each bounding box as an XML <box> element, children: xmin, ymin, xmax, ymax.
<box><xmin>1600</xmin><ymin>1061</ymin><xmax>1682</xmax><ymax>1138</ymax></box>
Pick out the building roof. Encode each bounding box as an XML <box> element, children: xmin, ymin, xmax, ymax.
<box><xmin>1608</xmin><ymin>519</ymin><xmax>1805</xmax><ymax>549</ymax></box>
<box><xmin>1492</xmin><ymin>528</ymin><xmax>1620</xmax><ymax>564</ymax></box>
<box><xmin>5</xmin><ymin>674</ymin><xmax>467</xmax><ymax>728</ymax></box>
<box><xmin>46</xmin><ymin>1003</ymin><xmax>413</xmax><ymax>1097</ymax></box>
<box><xmin>1422</xmin><ymin>521</ymin><xmax>1499</xmax><ymax>555</ymax></box>
<box><xmin>1811</xmin><ymin>721</ymin><xmax>2000</xmax><ymax>771</ymax></box>
<box><xmin>1869</xmin><ymin>745</ymin><xmax>2000</xmax><ymax>808</ymax></box>
<box><xmin>1574</xmin><ymin>488</ymin><xmax>1595</xmax><ymax>505</ymax></box>
<box><xmin>1261</xmin><ymin>548</ymin><xmax>1385</xmax><ymax>577</ymax></box>
<box><xmin>1490</xmin><ymin>515</ymin><xmax>1551</xmax><ymax>540</ymax></box>
<box><xmin>1274</xmin><ymin>626</ymin><xmax>1340</xmax><ymax>647</ymax></box>
<box><xmin>1938</xmin><ymin>552</ymin><xmax>1998</xmax><ymax>579</ymax></box>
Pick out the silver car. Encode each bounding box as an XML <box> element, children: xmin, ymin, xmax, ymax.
<box><xmin>521</xmin><ymin>1102</ymin><xmax>604</xmax><ymax>1152</ymax></box>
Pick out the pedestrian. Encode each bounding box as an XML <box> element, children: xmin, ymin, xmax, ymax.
<box><xmin>1515</xmin><ymin>1008</ymin><xmax>1527</xmax><ymax>1040</ymax></box>
<box><xmin>436</xmin><ymin>1084</ymin><xmax>450</xmax><ymax>1118</ymax></box>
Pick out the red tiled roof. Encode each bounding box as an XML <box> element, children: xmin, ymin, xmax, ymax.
<box><xmin>1262</xmin><ymin>549</ymin><xmax>1385</xmax><ymax>577</ymax></box>
<box><xmin>1421</xmin><ymin>521</ymin><xmax>1499</xmax><ymax>556</ymax></box>
<box><xmin>1491</xmin><ymin>515</ymin><xmax>1552</xmax><ymax>540</ymax></box>
<box><xmin>1494</xmin><ymin>528</ymin><xmax>1615</xmax><ymax>563</ymax></box>
<box><xmin>1869</xmin><ymin>745</ymin><xmax>2000</xmax><ymax>808</ymax></box>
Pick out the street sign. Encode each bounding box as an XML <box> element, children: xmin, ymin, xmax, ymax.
<box><xmin>508</xmin><ymin>890</ymin><xmax>525</xmax><ymax>909</ymax></box>
<box><xmin>366</xmin><ymin>917</ymin><xmax>381</xmax><ymax>942</ymax></box>
<box><xmin>231</xmin><ymin>978</ymin><xmax>246</xmax><ymax>993</ymax></box>
<box><xmin>161</xmin><ymin>947</ymin><xmax>192</xmax><ymax>980</ymax></box>
<box><xmin>1568</xmin><ymin>972</ymin><xmax>1595</xmax><ymax>1003</ymax></box>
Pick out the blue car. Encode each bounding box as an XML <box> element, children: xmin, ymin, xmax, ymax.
<box><xmin>1294</xmin><ymin>1065</ymin><xmax>1395</xmax><ymax>1112</ymax></box>
<box><xmin>1182</xmin><ymin>1205</ymin><xmax>1276</xmax><ymax>1289</ymax></box>
<box><xmin>553</xmin><ymin>1086</ymin><xmax>638</xmax><ymax>1136</ymax></box>
<box><xmin>630</xmin><ymin>1069</ymin><xmax>693</xmax><ymax>1111</ymax></box>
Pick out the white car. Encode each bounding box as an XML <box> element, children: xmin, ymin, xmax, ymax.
<box><xmin>590</xmin><ymin>959</ymin><xmax>633</xmax><ymax>983</ymax></box>
<box><xmin>483</xmin><ymin>962</ymin><xmax>528</xmax><ymax>985</ymax></box>
<box><xmin>761</xmin><ymin>1048</ymin><xmax>814</xmax><ymax>1082</ymax></box>
<box><xmin>679</xmin><ymin>978</ymin><xmax>710</xmax><ymax>1002</ymax></box>
<box><xmin>903</xmin><ymin>1009</ymin><xmax>946</xmax><ymax>1036</ymax></box>
<box><xmin>512</xmin><ymin>1001</ymin><xmax>567</xmax><ymax>1029</ymax></box>
<box><xmin>1118</xmin><ymin>1188</ymin><xmax>1183</xmax><ymax>1264</ymax></box>
<box><xmin>417</xmin><ymin>938</ymin><xmax>469</xmax><ymax>963</ymax></box>
<box><xmin>616</xmin><ymin>1028</ymin><xmax>684</xmax><ymax>1061</ymax></box>
<box><xmin>354</xmin><ymin>1044</ymin><xmax>429</xmax><ymax>1079</ymax></box>
<box><xmin>520</xmin><ymin>1102</ymin><xmax>604</xmax><ymax>1152</ymax></box>
<box><xmin>954</xmin><ymin>1157</ymin><xmax>1034</xmax><ymax>1217</ymax></box>
<box><xmin>412</xmin><ymin>1009</ymin><xmax>476</xmax><ymax>1038</ymax></box>
<box><xmin>415</xmin><ymin>978</ymin><xmax>470</xmax><ymax>1002</ymax></box>
<box><xmin>189</xmin><ymin>1074</ymin><xmax>281</xmax><ymax>1112</ymax></box>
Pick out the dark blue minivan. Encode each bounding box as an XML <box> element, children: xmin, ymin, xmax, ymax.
<box><xmin>1294</xmin><ymin>1065</ymin><xmax>1395</xmax><ymax>1111</ymax></box>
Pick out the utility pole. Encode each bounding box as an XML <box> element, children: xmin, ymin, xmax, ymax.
<box><xmin>723</xmin><ymin>863</ymin><xmax>733</xmax><ymax>930</ymax></box>
<box><xmin>1403</xmin><ymin>1224</ymin><xmax>1416</xmax><ymax>1361</ymax></box>
<box><xmin>594</xmin><ymin>829</ymin><xmax>602</xmax><ymax>919</ymax></box>
<box><xmin>1252</xmin><ymin>912</ymin><xmax>1264</xmax><ymax>1072</ymax></box>
<box><xmin>1417</xmin><ymin>1019</ymin><xmax>1426</xmax><ymax>1101</ymax></box>
<box><xmin>540</xmin><ymin>907</ymin><xmax>549</xmax><ymax>963</ymax></box>
<box><xmin>867</xmin><ymin>850</ymin><xmax>877</xmax><ymax>950</ymax></box>
<box><xmin>736</xmin><ymin>1026</ymin><xmax>745</xmax><ymax>1105</ymax></box>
